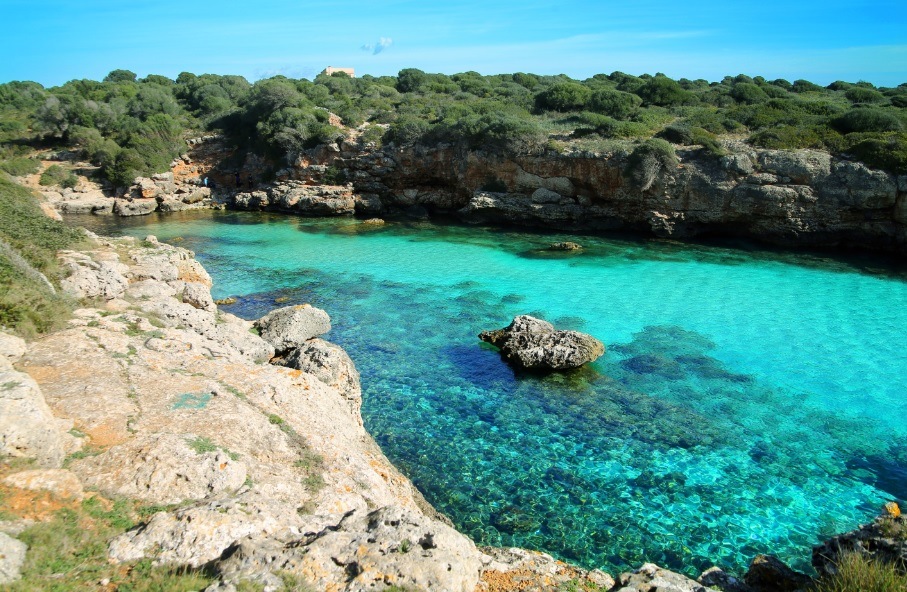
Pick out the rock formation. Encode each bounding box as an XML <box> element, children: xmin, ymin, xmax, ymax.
<box><xmin>2</xmin><ymin>234</ymin><xmax>483</xmax><ymax>589</ymax></box>
<box><xmin>479</xmin><ymin>315</ymin><xmax>605</xmax><ymax>370</ymax></box>
<box><xmin>257</xmin><ymin>139</ymin><xmax>907</xmax><ymax>254</ymax></box>
<box><xmin>812</xmin><ymin>513</ymin><xmax>907</xmax><ymax>577</ymax></box>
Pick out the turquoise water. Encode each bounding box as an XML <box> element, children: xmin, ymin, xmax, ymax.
<box><xmin>73</xmin><ymin>211</ymin><xmax>907</xmax><ymax>576</ymax></box>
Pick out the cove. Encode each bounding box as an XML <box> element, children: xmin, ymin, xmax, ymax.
<box><xmin>70</xmin><ymin>211</ymin><xmax>907</xmax><ymax>577</ymax></box>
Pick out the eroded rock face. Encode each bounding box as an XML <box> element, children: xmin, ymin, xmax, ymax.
<box><xmin>0</xmin><ymin>367</ymin><xmax>74</xmax><ymax>467</ymax></box>
<box><xmin>210</xmin><ymin>506</ymin><xmax>483</xmax><ymax>592</ymax></box>
<box><xmin>279</xmin><ymin>338</ymin><xmax>361</xmax><ymax>413</ymax></box>
<box><xmin>479</xmin><ymin>315</ymin><xmax>604</xmax><ymax>370</ymax></box>
<box><xmin>73</xmin><ymin>433</ymin><xmax>247</xmax><ymax>504</ymax></box>
<box><xmin>255</xmin><ymin>304</ymin><xmax>332</xmax><ymax>353</ymax></box>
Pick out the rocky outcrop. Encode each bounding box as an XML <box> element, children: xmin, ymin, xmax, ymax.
<box><xmin>744</xmin><ymin>554</ymin><xmax>812</xmax><ymax>591</ymax></box>
<box><xmin>812</xmin><ymin>513</ymin><xmax>907</xmax><ymax>577</ymax></box>
<box><xmin>480</xmin><ymin>315</ymin><xmax>605</xmax><ymax>370</ymax></box>
<box><xmin>613</xmin><ymin>563</ymin><xmax>709</xmax><ymax>592</ymax></box>
<box><xmin>207</xmin><ymin>506</ymin><xmax>482</xmax><ymax>591</ymax></box>
<box><xmin>278</xmin><ymin>338</ymin><xmax>362</xmax><ymax>413</ymax></box>
<box><xmin>0</xmin><ymin>331</ymin><xmax>77</xmax><ymax>467</ymax></box>
<box><xmin>233</xmin><ymin>181</ymin><xmax>356</xmax><ymax>216</ymax></box>
<box><xmin>0</xmin><ymin>532</ymin><xmax>27</xmax><ymax>584</ymax></box>
<box><xmin>479</xmin><ymin>546</ymin><xmax>615</xmax><ymax>591</ymax></box>
<box><xmin>254</xmin><ymin>304</ymin><xmax>332</xmax><ymax>353</ymax></box>
<box><xmin>275</xmin><ymin>139</ymin><xmax>907</xmax><ymax>254</ymax></box>
<box><xmin>5</xmin><ymin>234</ymin><xmax>481</xmax><ymax>590</ymax></box>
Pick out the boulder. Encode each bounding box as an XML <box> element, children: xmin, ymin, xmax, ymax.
<box><xmin>0</xmin><ymin>332</ymin><xmax>26</xmax><ymax>364</ymax></box>
<box><xmin>479</xmin><ymin>315</ymin><xmax>604</xmax><ymax>370</ymax></box>
<box><xmin>56</xmin><ymin>197</ymin><xmax>113</xmax><ymax>215</ymax></box>
<box><xmin>698</xmin><ymin>566</ymin><xmax>754</xmax><ymax>592</ymax></box>
<box><xmin>0</xmin><ymin>532</ymin><xmax>27</xmax><ymax>584</ymax></box>
<box><xmin>744</xmin><ymin>554</ymin><xmax>811</xmax><ymax>592</ymax></box>
<box><xmin>254</xmin><ymin>304</ymin><xmax>331</xmax><ymax>353</ymax></box>
<box><xmin>530</xmin><ymin>187</ymin><xmax>563</xmax><ymax>204</ymax></box>
<box><xmin>59</xmin><ymin>251</ymin><xmax>129</xmax><ymax>300</ymax></box>
<box><xmin>113</xmin><ymin>198</ymin><xmax>158</xmax><ymax>216</ymax></box>
<box><xmin>614</xmin><ymin>563</ymin><xmax>708</xmax><ymax>592</ymax></box>
<box><xmin>0</xmin><ymin>368</ymin><xmax>73</xmax><ymax>467</ymax></box>
<box><xmin>278</xmin><ymin>338</ymin><xmax>361</xmax><ymax>413</ymax></box>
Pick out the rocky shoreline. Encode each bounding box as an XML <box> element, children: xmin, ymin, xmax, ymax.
<box><xmin>0</xmin><ymin>225</ymin><xmax>904</xmax><ymax>590</ymax></box>
<box><xmin>22</xmin><ymin>134</ymin><xmax>907</xmax><ymax>257</ymax></box>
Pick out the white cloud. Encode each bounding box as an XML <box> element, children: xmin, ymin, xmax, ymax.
<box><xmin>361</xmin><ymin>37</ymin><xmax>393</xmax><ymax>55</ymax></box>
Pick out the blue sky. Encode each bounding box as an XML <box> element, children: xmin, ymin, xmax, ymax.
<box><xmin>2</xmin><ymin>0</ymin><xmax>906</xmax><ymax>87</ymax></box>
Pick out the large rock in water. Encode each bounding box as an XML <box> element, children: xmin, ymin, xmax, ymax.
<box><xmin>479</xmin><ymin>315</ymin><xmax>604</xmax><ymax>370</ymax></box>
<box><xmin>254</xmin><ymin>304</ymin><xmax>331</xmax><ymax>353</ymax></box>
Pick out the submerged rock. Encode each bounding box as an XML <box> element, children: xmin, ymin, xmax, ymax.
<box><xmin>548</xmin><ymin>241</ymin><xmax>583</xmax><ymax>251</ymax></box>
<box><xmin>479</xmin><ymin>315</ymin><xmax>604</xmax><ymax>370</ymax></box>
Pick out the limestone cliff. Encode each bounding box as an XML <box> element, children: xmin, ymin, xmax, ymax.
<box><xmin>244</xmin><ymin>140</ymin><xmax>907</xmax><ymax>254</ymax></box>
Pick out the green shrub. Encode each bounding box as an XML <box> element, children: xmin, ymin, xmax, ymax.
<box><xmin>731</xmin><ymin>82</ymin><xmax>770</xmax><ymax>104</ymax></box>
<box><xmin>845</xmin><ymin>87</ymin><xmax>888</xmax><ymax>105</ymax></box>
<box><xmin>792</xmin><ymin>79</ymin><xmax>824</xmax><ymax>93</ymax></box>
<box><xmin>635</xmin><ymin>76</ymin><xmax>695</xmax><ymax>107</ymax></box>
<box><xmin>386</xmin><ymin>114</ymin><xmax>430</xmax><ymax>145</ymax></box>
<box><xmin>39</xmin><ymin>164</ymin><xmax>78</xmax><ymax>188</ymax></box>
<box><xmin>0</xmin><ymin>157</ymin><xmax>40</xmax><ymax>176</ymax></box>
<box><xmin>845</xmin><ymin>132</ymin><xmax>907</xmax><ymax>173</ymax></box>
<box><xmin>535</xmin><ymin>82</ymin><xmax>592</xmax><ymax>112</ymax></box>
<box><xmin>835</xmin><ymin>108</ymin><xmax>904</xmax><ymax>134</ymax></box>
<box><xmin>811</xmin><ymin>551</ymin><xmax>907</xmax><ymax>592</ymax></box>
<box><xmin>588</xmin><ymin>88</ymin><xmax>642</xmax><ymax>119</ymax></box>
<box><xmin>627</xmin><ymin>138</ymin><xmax>677</xmax><ymax>191</ymax></box>
<box><xmin>750</xmin><ymin>125</ymin><xmax>829</xmax><ymax>150</ymax></box>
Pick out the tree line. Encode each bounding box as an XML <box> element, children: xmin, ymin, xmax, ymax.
<box><xmin>1</xmin><ymin>67</ymin><xmax>905</xmax><ymax>186</ymax></box>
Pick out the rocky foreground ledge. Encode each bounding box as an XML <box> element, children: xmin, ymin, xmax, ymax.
<box><xmin>0</xmin><ymin>233</ymin><xmax>900</xmax><ymax>591</ymax></box>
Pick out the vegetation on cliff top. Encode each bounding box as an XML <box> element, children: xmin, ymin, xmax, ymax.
<box><xmin>0</xmin><ymin>69</ymin><xmax>906</xmax><ymax>187</ymax></box>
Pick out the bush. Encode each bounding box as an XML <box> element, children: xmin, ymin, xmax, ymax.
<box><xmin>835</xmin><ymin>108</ymin><xmax>904</xmax><ymax>134</ymax></box>
<box><xmin>792</xmin><ymin>79</ymin><xmax>824</xmax><ymax>93</ymax></box>
<box><xmin>535</xmin><ymin>82</ymin><xmax>592</xmax><ymax>112</ymax></box>
<box><xmin>731</xmin><ymin>83</ymin><xmax>770</xmax><ymax>104</ymax></box>
<box><xmin>0</xmin><ymin>157</ymin><xmax>40</xmax><ymax>176</ymax></box>
<box><xmin>627</xmin><ymin>138</ymin><xmax>677</xmax><ymax>191</ymax></box>
<box><xmin>386</xmin><ymin>115</ymin><xmax>430</xmax><ymax>145</ymax></box>
<box><xmin>844</xmin><ymin>87</ymin><xmax>888</xmax><ymax>105</ymax></box>
<box><xmin>845</xmin><ymin>132</ymin><xmax>907</xmax><ymax>173</ymax></box>
<box><xmin>588</xmin><ymin>88</ymin><xmax>642</xmax><ymax>119</ymax></box>
<box><xmin>38</xmin><ymin>164</ymin><xmax>78</xmax><ymax>188</ymax></box>
<box><xmin>636</xmin><ymin>76</ymin><xmax>694</xmax><ymax>107</ymax></box>
<box><xmin>750</xmin><ymin>125</ymin><xmax>830</xmax><ymax>150</ymax></box>
<box><xmin>811</xmin><ymin>551</ymin><xmax>907</xmax><ymax>592</ymax></box>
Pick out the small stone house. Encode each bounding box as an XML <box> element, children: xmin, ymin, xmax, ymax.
<box><xmin>323</xmin><ymin>66</ymin><xmax>355</xmax><ymax>78</ymax></box>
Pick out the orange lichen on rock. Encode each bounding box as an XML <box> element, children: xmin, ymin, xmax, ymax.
<box><xmin>885</xmin><ymin>501</ymin><xmax>901</xmax><ymax>517</ymax></box>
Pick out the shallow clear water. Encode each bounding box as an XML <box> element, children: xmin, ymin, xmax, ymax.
<box><xmin>73</xmin><ymin>211</ymin><xmax>907</xmax><ymax>576</ymax></box>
